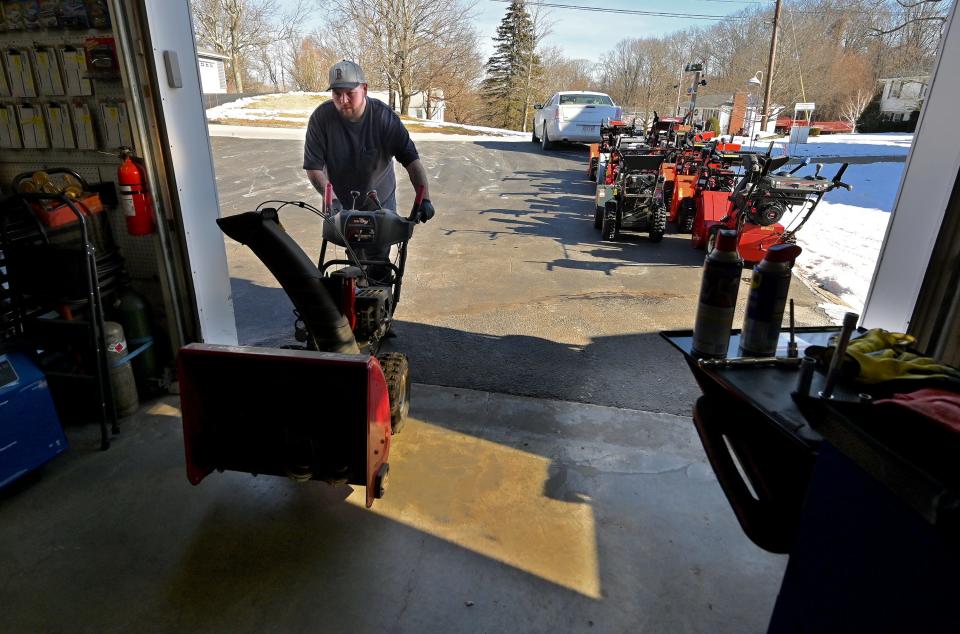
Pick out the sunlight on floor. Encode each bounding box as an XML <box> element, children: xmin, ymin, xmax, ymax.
<box><xmin>348</xmin><ymin>417</ymin><xmax>602</xmax><ymax>599</ymax></box>
<box><xmin>145</xmin><ymin>400</ymin><xmax>182</xmax><ymax>417</ymax></box>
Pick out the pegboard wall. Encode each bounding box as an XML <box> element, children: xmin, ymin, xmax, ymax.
<box><xmin>0</xmin><ymin>1</ymin><xmax>160</xmax><ymax>280</ymax></box>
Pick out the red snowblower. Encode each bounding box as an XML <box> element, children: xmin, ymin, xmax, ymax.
<box><xmin>690</xmin><ymin>144</ymin><xmax>851</xmax><ymax>262</ymax></box>
<box><xmin>177</xmin><ymin>187</ymin><xmax>429</xmax><ymax>507</ymax></box>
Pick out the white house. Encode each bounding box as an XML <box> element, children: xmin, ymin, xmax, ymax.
<box><xmin>369</xmin><ymin>90</ymin><xmax>445</xmax><ymax>122</ymax></box>
<box><xmin>693</xmin><ymin>93</ymin><xmax>782</xmax><ymax>137</ymax></box>
<box><xmin>197</xmin><ymin>49</ymin><xmax>228</xmax><ymax>94</ymax></box>
<box><xmin>878</xmin><ymin>74</ymin><xmax>928</xmax><ymax>122</ymax></box>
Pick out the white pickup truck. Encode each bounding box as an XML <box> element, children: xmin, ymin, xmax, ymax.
<box><xmin>532</xmin><ymin>91</ymin><xmax>622</xmax><ymax>150</ymax></box>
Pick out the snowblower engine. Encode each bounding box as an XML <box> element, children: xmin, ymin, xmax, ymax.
<box><xmin>624</xmin><ymin>172</ymin><xmax>659</xmax><ymax>198</ymax></box>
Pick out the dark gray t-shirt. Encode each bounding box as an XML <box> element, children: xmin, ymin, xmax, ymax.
<box><xmin>303</xmin><ymin>97</ymin><xmax>419</xmax><ymax>212</ymax></box>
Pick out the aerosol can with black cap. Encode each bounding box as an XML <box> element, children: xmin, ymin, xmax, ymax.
<box><xmin>692</xmin><ymin>229</ymin><xmax>743</xmax><ymax>358</ymax></box>
<box><xmin>740</xmin><ymin>243</ymin><xmax>803</xmax><ymax>357</ymax></box>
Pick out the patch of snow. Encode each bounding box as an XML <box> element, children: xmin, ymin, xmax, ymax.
<box><xmin>731</xmin><ymin>132</ymin><xmax>913</xmax><ymax>157</ymax></box>
<box><xmin>781</xmin><ymin>161</ymin><xmax>905</xmax><ymax>316</ymax></box>
<box><xmin>206</xmin><ymin>91</ymin><xmax>525</xmax><ymax>137</ymax></box>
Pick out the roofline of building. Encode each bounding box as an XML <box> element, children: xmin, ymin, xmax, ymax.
<box><xmin>197</xmin><ymin>49</ymin><xmax>230</xmax><ymax>60</ymax></box>
<box><xmin>878</xmin><ymin>74</ymin><xmax>929</xmax><ymax>81</ymax></box>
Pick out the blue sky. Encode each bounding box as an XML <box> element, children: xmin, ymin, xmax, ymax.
<box><xmin>472</xmin><ymin>0</ymin><xmax>763</xmax><ymax>60</ymax></box>
<box><xmin>288</xmin><ymin>0</ymin><xmax>765</xmax><ymax>62</ymax></box>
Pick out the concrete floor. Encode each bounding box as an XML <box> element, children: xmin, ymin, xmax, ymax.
<box><xmin>1</xmin><ymin>385</ymin><xmax>784</xmax><ymax>632</ymax></box>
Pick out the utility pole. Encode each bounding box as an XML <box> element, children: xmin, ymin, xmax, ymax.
<box><xmin>675</xmin><ymin>66</ymin><xmax>683</xmax><ymax>116</ymax></box>
<box><xmin>760</xmin><ymin>0</ymin><xmax>783</xmax><ymax>130</ymax></box>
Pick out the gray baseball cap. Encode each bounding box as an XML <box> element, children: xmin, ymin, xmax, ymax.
<box><xmin>328</xmin><ymin>60</ymin><xmax>366</xmax><ymax>90</ymax></box>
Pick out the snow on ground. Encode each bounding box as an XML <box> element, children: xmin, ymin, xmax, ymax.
<box><xmin>733</xmin><ymin>133</ymin><xmax>913</xmax><ymax>158</ymax></box>
<box><xmin>206</xmin><ymin>91</ymin><xmax>527</xmax><ymax>137</ymax></box>
<box><xmin>781</xmin><ymin>161</ymin><xmax>906</xmax><ymax>318</ymax></box>
<box><xmin>205</xmin><ymin>92</ymin><xmax>321</xmax><ymax>123</ymax></box>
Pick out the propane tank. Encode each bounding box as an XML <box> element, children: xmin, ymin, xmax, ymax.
<box><xmin>113</xmin><ymin>288</ymin><xmax>157</xmax><ymax>393</ymax></box>
<box><xmin>692</xmin><ymin>229</ymin><xmax>743</xmax><ymax>358</ymax></box>
<box><xmin>104</xmin><ymin>321</ymin><xmax>139</xmax><ymax>417</ymax></box>
<box><xmin>117</xmin><ymin>150</ymin><xmax>155</xmax><ymax>236</ymax></box>
<box><xmin>740</xmin><ymin>243</ymin><xmax>804</xmax><ymax>357</ymax></box>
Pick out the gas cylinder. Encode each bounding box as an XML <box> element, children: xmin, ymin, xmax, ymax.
<box><xmin>117</xmin><ymin>151</ymin><xmax>155</xmax><ymax>236</ymax></box>
<box><xmin>113</xmin><ymin>288</ymin><xmax>157</xmax><ymax>392</ymax></box>
<box><xmin>692</xmin><ymin>229</ymin><xmax>743</xmax><ymax>358</ymax></box>
<box><xmin>739</xmin><ymin>243</ymin><xmax>803</xmax><ymax>357</ymax></box>
<box><xmin>104</xmin><ymin>321</ymin><xmax>139</xmax><ymax>417</ymax></box>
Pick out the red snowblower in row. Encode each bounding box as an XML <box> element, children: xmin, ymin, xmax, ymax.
<box><xmin>691</xmin><ymin>143</ymin><xmax>851</xmax><ymax>262</ymax></box>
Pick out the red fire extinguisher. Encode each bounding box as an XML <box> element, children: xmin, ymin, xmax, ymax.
<box><xmin>118</xmin><ymin>148</ymin><xmax>155</xmax><ymax>236</ymax></box>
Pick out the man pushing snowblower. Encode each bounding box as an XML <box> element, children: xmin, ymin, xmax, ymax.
<box><xmin>304</xmin><ymin>60</ymin><xmax>435</xmax><ymax>242</ymax></box>
<box><xmin>177</xmin><ymin>60</ymin><xmax>436</xmax><ymax>507</ymax></box>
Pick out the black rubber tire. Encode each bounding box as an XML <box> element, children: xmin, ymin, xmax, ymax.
<box><xmin>678</xmin><ymin>199</ymin><xmax>695</xmax><ymax>233</ymax></box>
<box><xmin>378</xmin><ymin>352</ymin><xmax>410</xmax><ymax>435</ymax></box>
<box><xmin>649</xmin><ymin>202</ymin><xmax>667</xmax><ymax>243</ymax></box>
<box><xmin>532</xmin><ymin>126</ymin><xmax>540</xmax><ymax>143</ymax></box>
<box><xmin>706</xmin><ymin>226</ymin><xmax>720</xmax><ymax>253</ymax></box>
<box><xmin>593</xmin><ymin>206</ymin><xmax>603</xmax><ymax>229</ymax></box>
<box><xmin>663</xmin><ymin>181</ymin><xmax>675</xmax><ymax>210</ymax></box>
<box><xmin>588</xmin><ymin>161</ymin><xmax>597</xmax><ymax>181</ymax></box>
<box><xmin>602</xmin><ymin>202</ymin><xmax>619</xmax><ymax>241</ymax></box>
<box><xmin>541</xmin><ymin>124</ymin><xmax>554</xmax><ymax>151</ymax></box>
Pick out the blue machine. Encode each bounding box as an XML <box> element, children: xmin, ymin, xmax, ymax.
<box><xmin>0</xmin><ymin>351</ymin><xmax>68</xmax><ymax>489</ymax></box>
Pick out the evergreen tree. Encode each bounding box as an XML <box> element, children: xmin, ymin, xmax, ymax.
<box><xmin>482</xmin><ymin>1</ymin><xmax>540</xmax><ymax>131</ymax></box>
<box><xmin>856</xmin><ymin>91</ymin><xmax>884</xmax><ymax>133</ymax></box>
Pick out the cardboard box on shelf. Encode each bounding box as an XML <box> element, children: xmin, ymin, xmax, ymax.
<box><xmin>4</xmin><ymin>49</ymin><xmax>37</xmax><ymax>97</ymax></box>
<box><xmin>60</xmin><ymin>46</ymin><xmax>93</xmax><ymax>96</ymax></box>
<box><xmin>0</xmin><ymin>105</ymin><xmax>23</xmax><ymax>149</ymax></box>
<box><xmin>99</xmin><ymin>100</ymin><xmax>131</xmax><ymax>148</ymax></box>
<box><xmin>34</xmin><ymin>47</ymin><xmax>65</xmax><ymax>96</ymax></box>
<box><xmin>17</xmin><ymin>103</ymin><xmax>48</xmax><ymax>148</ymax></box>
<box><xmin>70</xmin><ymin>102</ymin><xmax>96</xmax><ymax>149</ymax></box>
<box><xmin>0</xmin><ymin>55</ymin><xmax>11</xmax><ymax>97</ymax></box>
<box><xmin>45</xmin><ymin>103</ymin><xmax>75</xmax><ymax>149</ymax></box>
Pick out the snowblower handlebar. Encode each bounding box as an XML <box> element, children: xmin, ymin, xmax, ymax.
<box><xmin>831</xmin><ymin>163</ymin><xmax>853</xmax><ymax>191</ymax></box>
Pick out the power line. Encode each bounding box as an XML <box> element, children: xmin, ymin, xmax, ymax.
<box><xmin>489</xmin><ymin>0</ymin><xmax>922</xmax><ymax>20</ymax></box>
<box><xmin>487</xmin><ymin>0</ymin><xmax>757</xmax><ymax>20</ymax></box>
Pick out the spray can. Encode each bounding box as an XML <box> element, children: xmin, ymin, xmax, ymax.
<box><xmin>692</xmin><ymin>229</ymin><xmax>743</xmax><ymax>358</ymax></box>
<box><xmin>104</xmin><ymin>321</ymin><xmax>139</xmax><ymax>417</ymax></box>
<box><xmin>740</xmin><ymin>243</ymin><xmax>803</xmax><ymax>357</ymax></box>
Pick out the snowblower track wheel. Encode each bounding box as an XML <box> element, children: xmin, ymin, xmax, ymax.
<box><xmin>594</xmin><ymin>206</ymin><xmax>603</xmax><ymax>229</ymax></box>
<box><xmin>649</xmin><ymin>202</ymin><xmax>667</xmax><ymax>243</ymax></box>
<box><xmin>678</xmin><ymin>199</ymin><xmax>695</xmax><ymax>233</ymax></box>
<box><xmin>663</xmin><ymin>180</ymin><xmax>674</xmax><ymax>207</ymax></box>
<box><xmin>602</xmin><ymin>202</ymin><xmax>619</xmax><ymax>241</ymax></box>
<box><xmin>378</xmin><ymin>352</ymin><xmax>410</xmax><ymax>435</ymax></box>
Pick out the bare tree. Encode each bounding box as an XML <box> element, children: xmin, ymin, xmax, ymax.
<box><xmin>416</xmin><ymin>26</ymin><xmax>484</xmax><ymax>120</ymax></box>
<box><xmin>287</xmin><ymin>33</ymin><xmax>339</xmax><ymax>92</ymax></box>
<box><xmin>325</xmin><ymin>0</ymin><xmax>477</xmax><ymax>113</ymax></box>
<box><xmin>839</xmin><ymin>88</ymin><xmax>874</xmax><ymax>131</ymax></box>
<box><xmin>537</xmin><ymin>46</ymin><xmax>595</xmax><ymax>98</ymax></box>
<box><xmin>192</xmin><ymin>0</ymin><xmax>307</xmax><ymax>92</ymax></box>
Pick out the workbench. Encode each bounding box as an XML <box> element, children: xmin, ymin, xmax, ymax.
<box><xmin>663</xmin><ymin>328</ymin><xmax>960</xmax><ymax>632</ymax></box>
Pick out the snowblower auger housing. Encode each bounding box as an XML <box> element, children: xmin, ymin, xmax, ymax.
<box><xmin>179</xmin><ymin>344</ymin><xmax>392</xmax><ymax>508</ymax></box>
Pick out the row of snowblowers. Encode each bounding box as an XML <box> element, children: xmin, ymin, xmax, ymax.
<box><xmin>177</xmin><ymin>185</ymin><xmax>428</xmax><ymax>507</ymax></box>
<box><xmin>586</xmin><ymin>120</ymin><xmax>851</xmax><ymax>262</ymax></box>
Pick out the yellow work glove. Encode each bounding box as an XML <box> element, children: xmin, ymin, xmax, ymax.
<box><xmin>835</xmin><ymin>329</ymin><xmax>960</xmax><ymax>384</ymax></box>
